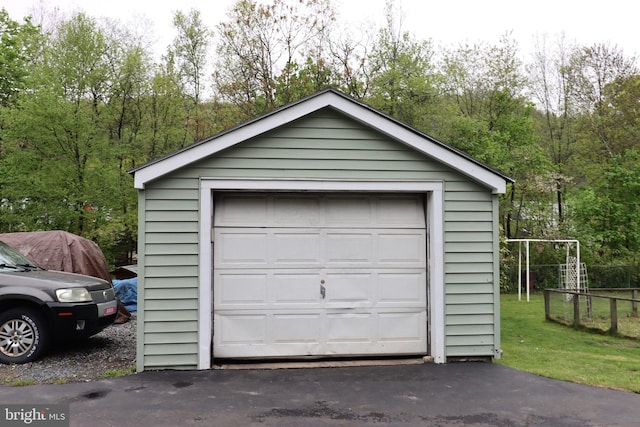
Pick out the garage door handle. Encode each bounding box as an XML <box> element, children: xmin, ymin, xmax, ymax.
<box><xmin>320</xmin><ymin>284</ymin><xmax>326</xmax><ymax>299</ymax></box>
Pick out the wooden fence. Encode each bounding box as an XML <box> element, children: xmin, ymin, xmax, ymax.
<box><xmin>543</xmin><ymin>288</ymin><xmax>640</xmax><ymax>337</ymax></box>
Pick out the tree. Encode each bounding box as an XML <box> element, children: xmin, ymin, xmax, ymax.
<box><xmin>98</xmin><ymin>19</ymin><xmax>156</xmax><ymax>263</ymax></box>
<box><xmin>326</xmin><ymin>27</ymin><xmax>371</xmax><ymax>99</ymax></box>
<box><xmin>595</xmin><ymin>74</ymin><xmax>640</xmax><ymax>155</ymax></box>
<box><xmin>0</xmin><ymin>10</ymin><xmax>44</xmax><ymax>231</ymax></box>
<box><xmin>527</xmin><ymin>33</ymin><xmax>580</xmax><ymax>226</ymax></box>
<box><xmin>572</xmin><ymin>150</ymin><xmax>640</xmax><ymax>260</ymax></box>
<box><xmin>440</xmin><ymin>35</ymin><xmax>547</xmax><ymax>238</ymax></box>
<box><xmin>146</xmin><ymin>59</ymin><xmax>191</xmax><ymax>158</ymax></box>
<box><xmin>166</xmin><ymin>9</ymin><xmax>212</xmax><ymax>142</ymax></box>
<box><xmin>0</xmin><ymin>9</ymin><xmax>42</xmax><ymax>107</ymax></box>
<box><xmin>274</xmin><ymin>57</ymin><xmax>334</xmax><ymax>105</ymax></box>
<box><xmin>566</xmin><ymin>43</ymin><xmax>638</xmax><ymax>160</ymax></box>
<box><xmin>2</xmin><ymin>13</ymin><xmax>125</xmax><ymax>243</ymax></box>
<box><xmin>366</xmin><ymin>0</ymin><xmax>440</xmax><ymax>130</ymax></box>
<box><xmin>214</xmin><ymin>0</ymin><xmax>335</xmax><ymax>117</ymax></box>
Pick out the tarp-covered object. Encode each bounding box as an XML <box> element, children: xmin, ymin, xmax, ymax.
<box><xmin>0</xmin><ymin>230</ymin><xmax>112</xmax><ymax>282</ymax></box>
<box><xmin>113</xmin><ymin>277</ymin><xmax>137</xmax><ymax>312</ymax></box>
<box><xmin>0</xmin><ymin>230</ymin><xmax>132</xmax><ymax>323</ymax></box>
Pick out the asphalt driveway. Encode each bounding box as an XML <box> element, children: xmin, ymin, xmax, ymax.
<box><xmin>1</xmin><ymin>362</ymin><xmax>638</xmax><ymax>426</ymax></box>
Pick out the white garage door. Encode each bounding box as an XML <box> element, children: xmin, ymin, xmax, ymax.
<box><xmin>212</xmin><ymin>193</ymin><xmax>428</xmax><ymax>359</ymax></box>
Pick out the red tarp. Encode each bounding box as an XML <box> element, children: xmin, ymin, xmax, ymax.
<box><xmin>0</xmin><ymin>230</ymin><xmax>112</xmax><ymax>282</ymax></box>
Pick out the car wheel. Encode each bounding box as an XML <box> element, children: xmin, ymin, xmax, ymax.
<box><xmin>0</xmin><ymin>308</ymin><xmax>48</xmax><ymax>364</ymax></box>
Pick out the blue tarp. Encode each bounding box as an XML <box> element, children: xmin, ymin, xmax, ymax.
<box><xmin>113</xmin><ymin>277</ymin><xmax>138</xmax><ymax>312</ymax></box>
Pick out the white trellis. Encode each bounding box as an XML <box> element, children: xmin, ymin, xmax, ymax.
<box><xmin>507</xmin><ymin>239</ymin><xmax>581</xmax><ymax>302</ymax></box>
<box><xmin>560</xmin><ymin>256</ymin><xmax>588</xmax><ymax>301</ymax></box>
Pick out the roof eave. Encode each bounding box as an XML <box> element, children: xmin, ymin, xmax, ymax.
<box><xmin>132</xmin><ymin>88</ymin><xmax>513</xmax><ymax>194</ymax></box>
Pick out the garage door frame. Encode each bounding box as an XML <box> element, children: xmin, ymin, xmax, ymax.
<box><xmin>197</xmin><ymin>179</ymin><xmax>445</xmax><ymax>369</ymax></box>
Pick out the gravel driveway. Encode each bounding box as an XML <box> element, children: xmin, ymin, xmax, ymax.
<box><xmin>0</xmin><ymin>314</ymin><xmax>136</xmax><ymax>385</ymax></box>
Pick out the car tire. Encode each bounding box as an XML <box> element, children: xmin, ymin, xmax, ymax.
<box><xmin>0</xmin><ymin>308</ymin><xmax>49</xmax><ymax>364</ymax></box>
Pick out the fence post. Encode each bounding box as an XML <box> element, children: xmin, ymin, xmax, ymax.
<box><xmin>573</xmin><ymin>294</ymin><xmax>580</xmax><ymax>328</ymax></box>
<box><xmin>633</xmin><ymin>290</ymin><xmax>638</xmax><ymax>317</ymax></box>
<box><xmin>544</xmin><ymin>289</ymin><xmax>551</xmax><ymax>321</ymax></box>
<box><xmin>610</xmin><ymin>298</ymin><xmax>618</xmax><ymax>334</ymax></box>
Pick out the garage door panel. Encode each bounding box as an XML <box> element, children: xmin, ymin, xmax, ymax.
<box><xmin>216</xmin><ymin>270</ymin><xmax>322</xmax><ymax>308</ymax></box>
<box><xmin>378</xmin><ymin>232</ymin><xmax>426</xmax><ymax>265</ymax></box>
<box><xmin>214</xmin><ymin>309</ymin><xmax>427</xmax><ymax>357</ymax></box>
<box><xmin>378</xmin><ymin>272</ymin><xmax>427</xmax><ymax>305</ymax></box>
<box><xmin>217</xmin><ymin>231</ymin><xmax>269</xmax><ymax>264</ymax></box>
<box><xmin>218</xmin><ymin>314</ymin><xmax>267</xmax><ymax>345</ymax></box>
<box><xmin>273</xmin><ymin>196</ymin><xmax>321</xmax><ymax>225</ymax></box>
<box><xmin>216</xmin><ymin>195</ymin><xmax>269</xmax><ymax>225</ymax></box>
<box><xmin>215</xmin><ymin>228</ymin><xmax>426</xmax><ymax>269</ymax></box>
<box><xmin>325</xmin><ymin>196</ymin><xmax>372</xmax><ymax>226</ymax></box>
<box><xmin>213</xmin><ymin>193</ymin><xmax>428</xmax><ymax>359</ymax></box>
<box><xmin>376</xmin><ymin>196</ymin><xmax>426</xmax><ymax>226</ymax></box>
<box><xmin>325</xmin><ymin>233</ymin><xmax>373</xmax><ymax>264</ymax></box>
<box><xmin>326</xmin><ymin>313</ymin><xmax>372</xmax><ymax>343</ymax></box>
<box><xmin>378</xmin><ymin>312</ymin><xmax>426</xmax><ymax>343</ymax></box>
<box><xmin>273</xmin><ymin>273</ymin><xmax>321</xmax><ymax>304</ymax></box>
<box><xmin>273</xmin><ymin>314</ymin><xmax>322</xmax><ymax>344</ymax></box>
<box><xmin>215</xmin><ymin>194</ymin><xmax>425</xmax><ymax>229</ymax></box>
<box><xmin>216</xmin><ymin>273</ymin><xmax>267</xmax><ymax>306</ymax></box>
<box><xmin>324</xmin><ymin>273</ymin><xmax>372</xmax><ymax>305</ymax></box>
<box><xmin>272</xmin><ymin>231</ymin><xmax>322</xmax><ymax>263</ymax></box>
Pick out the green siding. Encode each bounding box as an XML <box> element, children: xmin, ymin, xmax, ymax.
<box><xmin>137</xmin><ymin>108</ymin><xmax>500</xmax><ymax>369</ymax></box>
<box><xmin>138</xmin><ymin>172</ymin><xmax>201</xmax><ymax>370</ymax></box>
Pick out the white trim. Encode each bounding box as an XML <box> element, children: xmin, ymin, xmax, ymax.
<box><xmin>198</xmin><ymin>186</ymin><xmax>214</xmax><ymax>369</ymax></box>
<box><xmin>427</xmin><ymin>190</ymin><xmax>446</xmax><ymax>363</ymax></box>
<box><xmin>134</xmin><ymin>91</ymin><xmax>508</xmax><ymax>194</ymax></box>
<box><xmin>197</xmin><ymin>178</ymin><xmax>446</xmax><ymax>368</ymax></box>
<box><xmin>200</xmin><ymin>178</ymin><xmax>445</xmax><ymax>192</ymax></box>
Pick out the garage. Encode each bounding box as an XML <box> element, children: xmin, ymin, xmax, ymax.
<box><xmin>131</xmin><ymin>88</ymin><xmax>513</xmax><ymax>371</ymax></box>
<box><xmin>213</xmin><ymin>193</ymin><xmax>427</xmax><ymax>358</ymax></box>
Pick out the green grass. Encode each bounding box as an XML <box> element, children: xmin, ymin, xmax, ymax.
<box><xmin>496</xmin><ymin>293</ymin><xmax>640</xmax><ymax>393</ymax></box>
<box><xmin>4</xmin><ymin>379</ymin><xmax>36</xmax><ymax>387</ymax></box>
<box><xmin>103</xmin><ymin>366</ymin><xmax>136</xmax><ymax>378</ymax></box>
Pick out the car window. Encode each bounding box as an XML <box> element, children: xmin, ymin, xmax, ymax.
<box><xmin>0</xmin><ymin>241</ymin><xmax>42</xmax><ymax>270</ymax></box>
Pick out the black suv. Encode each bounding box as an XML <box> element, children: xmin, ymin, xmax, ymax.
<box><xmin>0</xmin><ymin>241</ymin><xmax>118</xmax><ymax>364</ymax></box>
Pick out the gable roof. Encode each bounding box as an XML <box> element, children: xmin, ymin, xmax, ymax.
<box><xmin>131</xmin><ymin>88</ymin><xmax>514</xmax><ymax>193</ymax></box>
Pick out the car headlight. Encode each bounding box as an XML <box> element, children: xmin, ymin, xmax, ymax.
<box><xmin>56</xmin><ymin>288</ymin><xmax>92</xmax><ymax>302</ymax></box>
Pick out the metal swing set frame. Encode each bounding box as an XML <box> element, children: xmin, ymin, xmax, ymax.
<box><xmin>506</xmin><ymin>239</ymin><xmax>582</xmax><ymax>301</ymax></box>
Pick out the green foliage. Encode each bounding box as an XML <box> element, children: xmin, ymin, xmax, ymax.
<box><xmin>0</xmin><ymin>9</ymin><xmax>42</xmax><ymax>107</ymax></box>
<box><xmin>214</xmin><ymin>0</ymin><xmax>336</xmax><ymax>116</ymax></box>
<box><xmin>0</xmin><ymin>12</ymin><xmax>140</xmax><ymax>265</ymax></box>
<box><xmin>366</xmin><ymin>1</ymin><xmax>440</xmax><ymax>129</ymax></box>
<box><xmin>571</xmin><ymin>150</ymin><xmax>640</xmax><ymax>260</ymax></box>
<box><xmin>3</xmin><ymin>13</ymin><xmax>109</xmax><ymax>234</ymax></box>
<box><xmin>166</xmin><ymin>9</ymin><xmax>212</xmax><ymax>142</ymax></box>
<box><xmin>275</xmin><ymin>58</ymin><xmax>335</xmax><ymax>105</ymax></box>
<box><xmin>103</xmin><ymin>365</ymin><xmax>136</xmax><ymax>378</ymax></box>
<box><xmin>0</xmin><ymin>3</ymin><xmax>639</xmax><ymax>267</ymax></box>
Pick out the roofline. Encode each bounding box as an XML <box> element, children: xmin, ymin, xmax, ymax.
<box><xmin>326</xmin><ymin>89</ymin><xmax>515</xmax><ymax>185</ymax></box>
<box><xmin>128</xmin><ymin>88</ymin><xmax>338</xmax><ymax>175</ymax></box>
<box><xmin>131</xmin><ymin>87</ymin><xmax>514</xmax><ymax>193</ymax></box>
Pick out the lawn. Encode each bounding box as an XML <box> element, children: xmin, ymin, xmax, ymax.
<box><xmin>496</xmin><ymin>293</ymin><xmax>640</xmax><ymax>393</ymax></box>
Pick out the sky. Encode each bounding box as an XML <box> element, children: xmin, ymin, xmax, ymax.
<box><xmin>1</xmin><ymin>0</ymin><xmax>638</xmax><ymax>61</ymax></box>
